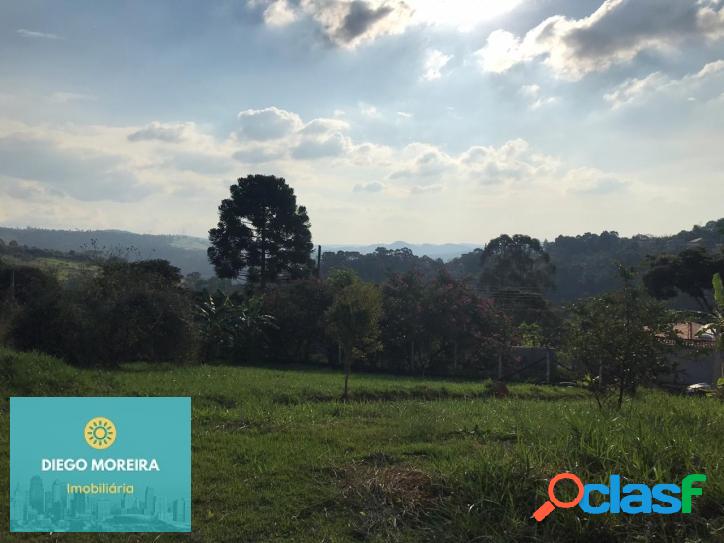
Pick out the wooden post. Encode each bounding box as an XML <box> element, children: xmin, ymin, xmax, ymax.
<box><xmin>497</xmin><ymin>353</ymin><xmax>503</xmax><ymax>381</ymax></box>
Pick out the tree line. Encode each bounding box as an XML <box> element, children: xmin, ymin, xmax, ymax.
<box><xmin>2</xmin><ymin>174</ymin><xmax>723</xmax><ymax>404</ymax></box>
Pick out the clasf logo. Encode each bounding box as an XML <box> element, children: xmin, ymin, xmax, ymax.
<box><xmin>533</xmin><ymin>473</ymin><xmax>707</xmax><ymax>521</ymax></box>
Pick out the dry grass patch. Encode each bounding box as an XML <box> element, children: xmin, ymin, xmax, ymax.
<box><xmin>332</xmin><ymin>459</ymin><xmax>446</xmax><ymax>541</ymax></box>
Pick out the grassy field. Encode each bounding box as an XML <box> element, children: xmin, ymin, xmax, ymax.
<box><xmin>1</xmin><ymin>348</ymin><xmax>722</xmax><ymax>542</ymax></box>
<box><xmin>0</xmin><ymin>254</ymin><xmax>96</xmax><ymax>282</ymax></box>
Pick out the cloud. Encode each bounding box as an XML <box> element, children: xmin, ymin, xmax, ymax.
<box><xmin>17</xmin><ymin>29</ymin><xmax>62</xmax><ymax>40</ymax></box>
<box><xmin>359</xmin><ymin>102</ymin><xmax>381</xmax><ymax>118</ymax></box>
<box><xmin>262</xmin><ymin>0</ymin><xmax>298</xmax><ymax>26</ymax></box>
<box><xmin>0</xmin><ymin>135</ymin><xmax>150</xmax><ymax>202</ymax></box>
<box><xmin>127</xmin><ymin>122</ymin><xmax>198</xmax><ymax>143</ymax></box>
<box><xmin>353</xmin><ymin>180</ymin><xmax>385</xmax><ymax>192</ymax></box>
<box><xmin>563</xmin><ymin>167</ymin><xmax>627</xmax><ymax>195</ymax></box>
<box><xmin>250</xmin><ymin>0</ymin><xmax>413</xmax><ymax>48</ymax></box>
<box><xmin>301</xmin><ymin>117</ymin><xmax>350</xmax><ymax>135</ymax></box>
<box><xmin>232</xmin><ymin>145</ymin><xmax>285</xmax><ymax>163</ymax></box>
<box><xmin>236</xmin><ymin>106</ymin><xmax>303</xmax><ymax>140</ymax></box>
<box><xmin>390</xmin><ymin>144</ymin><xmax>456</xmax><ymax>182</ymax></box>
<box><xmin>397</xmin><ymin>111</ymin><xmax>412</xmax><ymax>118</ymax></box>
<box><xmin>410</xmin><ymin>183</ymin><xmax>443</xmax><ymax>195</ymax></box>
<box><xmin>161</xmin><ymin>151</ymin><xmax>235</xmax><ymax>175</ymax></box>
<box><xmin>422</xmin><ymin>49</ymin><xmax>453</xmax><ymax>81</ymax></box>
<box><xmin>49</xmin><ymin>92</ymin><xmax>96</xmax><ymax>104</ymax></box>
<box><xmin>604</xmin><ymin>59</ymin><xmax>724</xmax><ymax>108</ymax></box>
<box><xmin>518</xmin><ymin>84</ymin><xmax>557</xmax><ymax>110</ymax></box>
<box><xmin>292</xmin><ymin>131</ymin><xmax>351</xmax><ymax>159</ymax></box>
<box><xmin>476</xmin><ymin>0</ymin><xmax>724</xmax><ymax>80</ymax></box>
<box><xmin>381</xmin><ymin>137</ymin><xmax>626</xmax><ymax>198</ymax></box>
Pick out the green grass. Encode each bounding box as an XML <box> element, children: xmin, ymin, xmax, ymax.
<box><xmin>0</xmin><ymin>254</ymin><xmax>97</xmax><ymax>282</ymax></box>
<box><xmin>1</xmin><ymin>348</ymin><xmax>722</xmax><ymax>542</ymax></box>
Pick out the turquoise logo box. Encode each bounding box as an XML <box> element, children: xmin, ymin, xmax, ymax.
<box><xmin>10</xmin><ymin>397</ymin><xmax>191</xmax><ymax>532</ymax></box>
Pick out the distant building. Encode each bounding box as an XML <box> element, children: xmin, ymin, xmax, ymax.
<box><xmin>664</xmin><ymin>322</ymin><xmax>721</xmax><ymax>385</ymax></box>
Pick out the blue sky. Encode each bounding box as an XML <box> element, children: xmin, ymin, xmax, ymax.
<box><xmin>1</xmin><ymin>0</ymin><xmax>723</xmax><ymax>244</ymax></box>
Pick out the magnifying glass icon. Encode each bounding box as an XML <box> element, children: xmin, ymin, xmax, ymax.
<box><xmin>532</xmin><ymin>473</ymin><xmax>584</xmax><ymax>522</ymax></box>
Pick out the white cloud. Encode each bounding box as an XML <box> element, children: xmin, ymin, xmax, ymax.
<box><xmin>301</xmin><ymin>117</ymin><xmax>350</xmax><ymax>135</ymax></box>
<box><xmin>0</xmin><ymin>108</ymin><xmax>666</xmax><ymax>244</ymax></box>
<box><xmin>49</xmin><ymin>92</ymin><xmax>96</xmax><ymax>104</ymax></box>
<box><xmin>127</xmin><ymin>122</ymin><xmax>199</xmax><ymax>143</ymax></box>
<box><xmin>359</xmin><ymin>102</ymin><xmax>381</xmax><ymax>118</ymax></box>
<box><xmin>0</xmin><ymin>135</ymin><xmax>150</xmax><ymax>202</ymax></box>
<box><xmin>397</xmin><ymin>111</ymin><xmax>413</xmax><ymax>118</ymax></box>
<box><xmin>292</xmin><ymin>131</ymin><xmax>352</xmax><ymax>159</ymax></box>
<box><xmin>476</xmin><ymin>0</ymin><xmax>724</xmax><ymax>80</ymax></box>
<box><xmin>422</xmin><ymin>49</ymin><xmax>453</xmax><ymax>81</ymax></box>
<box><xmin>520</xmin><ymin>84</ymin><xmax>540</xmax><ymax>98</ymax></box>
<box><xmin>518</xmin><ymin>84</ymin><xmax>557</xmax><ymax>110</ymax></box>
<box><xmin>236</xmin><ymin>106</ymin><xmax>303</xmax><ymax>140</ymax></box>
<box><xmin>410</xmin><ymin>183</ymin><xmax>443</xmax><ymax>195</ymax></box>
<box><xmin>353</xmin><ymin>180</ymin><xmax>385</xmax><ymax>192</ymax></box>
<box><xmin>251</xmin><ymin>0</ymin><xmax>525</xmax><ymax>45</ymax></box>
<box><xmin>604</xmin><ymin>59</ymin><xmax>724</xmax><ymax>108</ymax></box>
<box><xmin>17</xmin><ymin>29</ymin><xmax>62</xmax><ymax>40</ymax></box>
<box><xmin>250</xmin><ymin>0</ymin><xmax>413</xmax><ymax>48</ymax></box>
<box><xmin>262</xmin><ymin>0</ymin><xmax>298</xmax><ymax>26</ymax></box>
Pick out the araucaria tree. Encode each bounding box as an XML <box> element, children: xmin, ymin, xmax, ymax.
<box><xmin>208</xmin><ymin>175</ymin><xmax>314</xmax><ymax>288</ymax></box>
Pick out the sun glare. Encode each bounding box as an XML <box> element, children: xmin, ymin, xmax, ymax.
<box><xmin>409</xmin><ymin>0</ymin><xmax>523</xmax><ymax>30</ymax></box>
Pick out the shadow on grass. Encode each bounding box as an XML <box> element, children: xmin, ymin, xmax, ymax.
<box><xmin>271</xmin><ymin>385</ymin><xmax>587</xmax><ymax>405</ymax></box>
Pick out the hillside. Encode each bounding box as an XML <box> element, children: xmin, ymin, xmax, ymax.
<box><xmin>1</xmin><ymin>220</ymin><xmax>722</xmax><ymax>302</ymax></box>
<box><xmin>0</xmin><ymin>227</ymin><xmax>214</xmax><ymax>277</ymax></box>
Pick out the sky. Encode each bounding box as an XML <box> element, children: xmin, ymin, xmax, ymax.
<box><xmin>0</xmin><ymin>0</ymin><xmax>723</xmax><ymax>245</ymax></box>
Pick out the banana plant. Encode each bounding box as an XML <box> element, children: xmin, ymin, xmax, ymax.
<box><xmin>196</xmin><ymin>292</ymin><xmax>239</xmax><ymax>360</ymax></box>
<box><xmin>695</xmin><ymin>274</ymin><xmax>724</xmax><ymax>347</ymax></box>
<box><xmin>694</xmin><ymin>273</ymin><xmax>724</xmax><ymax>385</ymax></box>
<box><xmin>196</xmin><ymin>292</ymin><xmax>276</xmax><ymax>362</ymax></box>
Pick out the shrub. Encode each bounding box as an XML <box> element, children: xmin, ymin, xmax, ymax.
<box><xmin>10</xmin><ymin>259</ymin><xmax>198</xmax><ymax>367</ymax></box>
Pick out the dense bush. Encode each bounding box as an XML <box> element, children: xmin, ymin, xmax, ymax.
<box><xmin>380</xmin><ymin>271</ymin><xmax>510</xmax><ymax>376</ymax></box>
<box><xmin>8</xmin><ymin>259</ymin><xmax>198</xmax><ymax>366</ymax></box>
<box><xmin>261</xmin><ymin>278</ymin><xmax>333</xmax><ymax>363</ymax></box>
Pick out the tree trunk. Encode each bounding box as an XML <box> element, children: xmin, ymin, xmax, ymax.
<box><xmin>617</xmin><ymin>376</ymin><xmax>625</xmax><ymax>409</ymax></box>
<box><xmin>260</xmin><ymin>223</ymin><xmax>266</xmax><ymax>290</ymax></box>
<box><xmin>545</xmin><ymin>348</ymin><xmax>551</xmax><ymax>384</ymax></box>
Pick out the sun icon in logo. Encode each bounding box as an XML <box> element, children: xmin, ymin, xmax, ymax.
<box><xmin>84</xmin><ymin>417</ymin><xmax>116</xmax><ymax>449</ymax></box>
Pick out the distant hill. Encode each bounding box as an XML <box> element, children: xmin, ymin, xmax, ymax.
<box><xmin>446</xmin><ymin>219</ymin><xmax>724</xmax><ymax>303</ymax></box>
<box><xmin>324</xmin><ymin>241</ymin><xmax>479</xmax><ymax>262</ymax></box>
<box><xmin>0</xmin><ymin>228</ymin><xmax>480</xmax><ymax>277</ymax></box>
<box><xmin>0</xmin><ymin>227</ymin><xmax>214</xmax><ymax>277</ymax></box>
<box><xmin>1</xmin><ymin>220</ymin><xmax>722</xmax><ymax>300</ymax></box>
